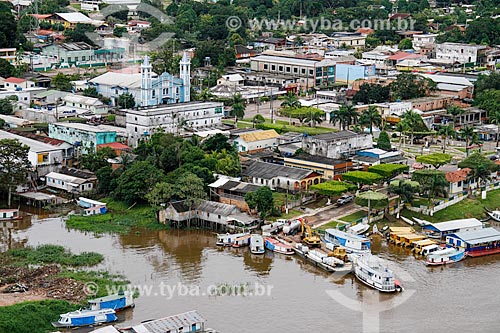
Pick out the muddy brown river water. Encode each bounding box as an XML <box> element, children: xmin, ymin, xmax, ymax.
<box><xmin>2</xmin><ymin>216</ymin><xmax>500</xmax><ymax>333</ymax></box>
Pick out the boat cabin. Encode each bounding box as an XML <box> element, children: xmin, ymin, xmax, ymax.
<box><xmin>413</xmin><ymin>239</ymin><xmax>438</xmax><ymax>255</ymax></box>
<box><xmin>0</xmin><ymin>209</ymin><xmax>20</xmax><ymax>220</ymax></box>
<box><xmin>324</xmin><ymin>229</ymin><xmax>371</xmax><ymax>254</ymax></box>
<box><xmin>446</xmin><ymin>227</ymin><xmax>500</xmax><ymax>257</ymax></box>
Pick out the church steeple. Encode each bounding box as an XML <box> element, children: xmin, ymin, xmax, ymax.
<box><xmin>141</xmin><ymin>55</ymin><xmax>152</xmax><ymax>106</ymax></box>
<box><xmin>179</xmin><ymin>51</ymin><xmax>191</xmax><ymax>102</ymax></box>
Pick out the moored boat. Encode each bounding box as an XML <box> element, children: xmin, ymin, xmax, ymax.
<box><xmin>425</xmin><ymin>247</ymin><xmax>466</xmax><ymax>266</ymax></box>
<box><xmin>348</xmin><ymin>223</ymin><xmax>370</xmax><ymax>235</ymax></box>
<box><xmin>265</xmin><ymin>237</ymin><xmax>294</xmax><ymax>255</ymax></box>
<box><xmin>487</xmin><ymin>210</ymin><xmax>500</xmax><ymax>222</ymax></box>
<box><xmin>0</xmin><ymin>208</ymin><xmax>22</xmax><ymax>221</ymax></box>
<box><xmin>353</xmin><ymin>254</ymin><xmax>403</xmax><ymax>293</ymax></box>
<box><xmin>250</xmin><ymin>234</ymin><xmax>265</xmax><ymax>254</ymax></box>
<box><xmin>216</xmin><ymin>232</ymin><xmax>250</xmax><ymax>247</ymax></box>
<box><xmin>446</xmin><ymin>228</ymin><xmax>500</xmax><ymax>258</ymax></box>
<box><xmin>323</xmin><ymin>229</ymin><xmax>371</xmax><ymax>254</ymax></box>
<box><xmin>52</xmin><ymin>308</ymin><xmax>117</xmax><ymax>328</ymax></box>
<box><xmin>88</xmin><ymin>291</ymin><xmax>135</xmax><ymax>311</ymax></box>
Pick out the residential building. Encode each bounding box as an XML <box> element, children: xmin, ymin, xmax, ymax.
<box><xmin>62</xmin><ymin>94</ymin><xmax>109</xmax><ymax>115</ymax></box>
<box><xmin>412</xmin><ymin>33</ymin><xmax>438</xmax><ymax>49</ymax></box>
<box><xmin>217</xmin><ymin>74</ymin><xmax>245</xmax><ymax>86</ymax></box>
<box><xmin>159</xmin><ymin>200</ymin><xmax>259</xmax><ymax>230</ymax></box>
<box><xmin>302</xmin><ymin>130</ymin><xmax>373</xmax><ymax>159</ymax></box>
<box><xmin>241</xmin><ymin>160</ymin><xmax>321</xmax><ymax>191</ymax></box>
<box><xmin>0</xmin><ymin>48</ymin><xmax>16</xmax><ymax>64</ymax></box>
<box><xmin>410</xmin><ymin>96</ymin><xmax>453</xmax><ymax>112</ymax></box>
<box><xmin>284</xmin><ymin>153</ymin><xmax>353</xmax><ymax>180</ymax></box>
<box><xmin>45</xmin><ymin>170</ymin><xmax>95</xmax><ymax>194</ymax></box>
<box><xmin>97</xmin><ymin>142</ymin><xmax>132</xmax><ymax>156</ymax></box>
<box><xmin>445</xmin><ymin>168</ymin><xmax>477</xmax><ymax>195</ymax></box>
<box><xmin>420</xmin><ymin>73</ymin><xmax>474</xmax><ymax>99</ymax></box>
<box><xmin>435</xmin><ymin>42</ymin><xmax>487</xmax><ymax>65</ymax></box>
<box><xmin>232</xmin><ymin>129</ymin><xmax>280</xmax><ymax>153</ymax></box>
<box><xmin>88</xmin><ymin>53</ymin><xmax>190</xmax><ymax>107</ymax></box>
<box><xmin>330</xmin><ymin>32</ymin><xmax>366</xmax><ymax>48</ymax></box>
<box><xmin>235</xmin><ymin>45</ymin><xmax>256</xmax><ymax>59</ymax></box>
<box><xmin>209</xmin><ymin>176</ymin><xmax>262</xmax><ymax>212</ymax></box>
<box><xmin>253</xmin><ymin>37</ymin><xmax>286</xmax><ymax>51</ymax></box>
<box><xmin>48</xmin><ymin>123</ymin><xmax>117</xmax><ymax>153</ymax></box>
<box><xmin>125</xmin><ymin>101</ymin><xmax>223</xmax><ymax>146</ymax></box>
<box><xmin>127</xmin><ymin>20</ymin><xmax>151</xmax><ymax>32</ymax></box>
<box><xmin>0</xmin><ymin>130</ymin><xmax>64</xmax><ymax>177</ymax></box>
<box><xmin>0</xmin><ymin>114</ymin><xmax>32</xmax><ymax>128</ymax></box>
<box><xmin>8</xmin><ymin>129</ymin><xmax>74</xmax><ymax>163</ymax></box>
<box><xmin>43</xmin><ymin>12</ymin><xmax>94</xmax><ymax>29</ymax></box>
<box><xmin>1</xmin><ymin>77</ymin><xmax>35</xmax><ymax>90</ymax></box>
<box><xmin>41</xmin><ymin>42</ymin><xmax>125</xmax><ymax>67</ymax></box>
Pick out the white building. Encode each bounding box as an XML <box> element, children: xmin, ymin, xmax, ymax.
<box><xmin>302</xmin><ymin>130</ymin><xmax>373</xmax><ymax>159</ymax></box>
<box><xmin>374</xmin><ymin>101</ymin><xmax>413</xmax><ymax>118</ymax></box>
<box><xmin>0</xmin><ymin>130</ymin><xmax>64</xmax><ymax>176</ymax></box>
<box><xmin>126</xmin><ymin>101</ymin><xmax>224</xmax><ymax>146</ymax></box>
<box><xmin>232</xmin><ymin>129</ymin><xmax>280</xmax><ymax>153</ymax></box>
<box><xmin>412</xmin><ymin>33</ymin><xmax>438</xmax><ymax>49</ymax></box>
<box><xmin>435</xmin><ymin>42</ymin><xmax>487</xmax><ymax>65</ymax></box>
<box><xmin>45</xmin><ymin>171</ymin><xmax>94</xmax><ymax>193</ymax></box>
<box><xmin>63</xmin><ymin>94</ymin><xmax>109</xmax><ymax>115</ymax></box>
<box><xmin>1</xmin><ymin>77</ymin><xmax>36</xmax><ymax>91</ymax></box>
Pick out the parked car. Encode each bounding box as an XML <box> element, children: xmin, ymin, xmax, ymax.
<box><xmin>337</xmin><ymin>195</ymin><xmax>354</xmax><ymax>205</ymax></box>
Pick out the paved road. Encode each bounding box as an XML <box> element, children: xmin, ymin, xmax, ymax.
<box><xmin>301</xmin><ymin>201</ymin><xmax>361</xmax><ymax>227</ymax></box>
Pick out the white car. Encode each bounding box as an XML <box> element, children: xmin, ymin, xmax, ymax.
<box><xmin>337</xmin><ymin>195</ymin><xmax>354</xmax><ymax>205</ymax></box>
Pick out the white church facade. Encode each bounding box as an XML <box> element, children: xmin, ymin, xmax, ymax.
<box><xmin>88</xmin><ymin>51</ymin><xmax>191</xmax><ymax>107</ymax></box>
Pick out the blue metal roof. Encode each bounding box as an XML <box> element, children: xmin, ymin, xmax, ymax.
<box><xmin>447</xmin><ymin>228</ymin><xmax>500</xmax><ymax>245</ymax></box>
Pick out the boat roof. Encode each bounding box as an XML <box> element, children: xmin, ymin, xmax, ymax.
<box><xmin>447</xmin><ymin>227</ymin><xmax>500</xmax><ymax>245</ymax></box>
<box><xmin>414</xmin><ymin>239</ymin><xmax>436</xmax><ymax>247</ymax></box>
<box><xmin>402</xmin><ymin>234</ymin><xmax>427</xmax><ymax>241</ymax></box>
<box><xmin>389</xmin><ymin>226</ymin><xmax>415</xmax><ymax>233</ymax></box>
<box><xmin>325</xmin><ymin>229</ymin><xmax>370</xmax><ymax>242</ymax></box>
<box><xmin>349</xmin><ymin>223</ymin><xmax>368</xmax><ymax>233</ymax></box>
<box><xmin>424</xmin><ymin>218</ymin><xmax>482</xmax><ymax>232</ymax></box>
<box><xmin>62</xmin><ymin>308</ymin><xmax>115</xmax><ymax>318</ymax></box>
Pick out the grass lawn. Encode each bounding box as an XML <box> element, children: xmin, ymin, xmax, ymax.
<box><xmin>316</xmin><ymin>220</ymin><xmax>347</xmax><ymax>231</ymax></box>
<box><xmin>66</xmin><ymin>198</ymin><xmax>167</xmax><ymax>234</ymax></box>
<box><xmin>268</xmin><ymin>209</ymin><xmax>302</xmax><ymax>221</ymax></box>
<box><xmin>272</xmin><ymin>192</ymin><xmax>299</xmax><ymax>207</ymax></box>
<box><xmin>339</xmin><ymin>210</ymin><xmax>367</xmax><ymax>223</ymax></box>
<box><xmin>401</xmin><ymin>189</ymin><xmax>500</xmax><ymax>223</ymax></box>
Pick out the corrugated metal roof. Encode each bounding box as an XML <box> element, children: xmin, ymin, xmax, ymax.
<box><xmin>132</xmin><ymin>310</ymin><xmax>205</xmax><ymax>333</ymax></box>
<box><xmin>55</xmin><ymin>12</ymin><xmax>92</xmax><ymax>23</ymax></box>
<box><xmin>421</xmin><ymin>73</ymin><xmax>473</xmax><ymax>87</ymax></box>
<box><xmin>428</xmin><ymin>218</ymin><xmax>482</xmax><ymax>232</ymax></box>
<box><xmin>242</xmin><ymin>160</ymin><xmax>313</xmax><ymax>180</ymax></box>
<box><xmin>0</xmin><ymin>130</ymin><xmax>60</xmax><ymax>153</ymax></box>
<box><xmin>239</xmin><ymin>129</ymin><xmax>279</xmax><ymax>143</ymax></box>
<box><xmin>46</xmin><ymin>172</ymin><xmax>90</xmax><ymax>185</ymax></box>
<box><xmin>89</xmin><ymin>72</ymin><xmax>143</xmax><ymax>89</ymax></box>
<box><xmin>307</xmin><ymin>130</ymin><xmax>359</xmax><ymax>142</ymax></box>
<box><xmin>449</xmin><ymin>227</ymin><xmax>500</xmax><ymax>245</ymax></box>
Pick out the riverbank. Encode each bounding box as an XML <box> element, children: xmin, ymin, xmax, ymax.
<box><xmin>66</xmin><ymin>198</ymin><xmax>168</xmax><ymax>234</ymax></box>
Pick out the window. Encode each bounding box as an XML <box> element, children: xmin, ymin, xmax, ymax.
<box><xmin>301</xmin><ymin>68</ymin><xmax>306</xmax><ymax>74</ymax></box>
<box><xmin>263</xmin><ymin>64</ymin><xmax>268</xmax><ymax>70</ymax></box>
<box><xmin>271</xmin><ymin>65</ymin><xmax>276</xmax><ymax>71</ymax></box>
<box><xmin>278</xmin><ymin>65</ymin><xmax>283</xmax><ymax>71</ymax></box>
<box><xmin>82</xmin><ymin>56</ymin><xmax>86</xmax><ymax>61</ymax></box>
<box><xmin>285</xmin><ymin>66</ymin><xmax>291</xmax><ymax>73</ymax></box>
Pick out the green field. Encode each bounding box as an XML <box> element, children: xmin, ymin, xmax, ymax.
<box><xmin>316</xmin><ymin>220</ymin><xmax>347</xmax><ymax>231</ymax></box>
<box><xmin>339</xmin><ymin>210</ymin><xmax>368</xmax><ymax>223</ymax></box>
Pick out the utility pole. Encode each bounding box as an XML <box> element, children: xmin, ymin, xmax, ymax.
<box><xmin>270</xmin><ymin>86</ymin><xmax>274</xmax><ymax>124</ymax></box>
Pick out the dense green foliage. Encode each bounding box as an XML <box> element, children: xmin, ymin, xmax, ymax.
<box><xmin>416</xmin><ymin>153</ymin><xmax>452</xmax><ymax>169</ymax></box>
<box><xmin>342</xmin><ymin>171</ymin><xmax>383</xmax><ymax>185</ymax></box>
<box><xmin>352</xmin><ymin>83</ymin><xmax>390</xmax><ymax>104</ymax></box>
<box><xmin>310</xmin><ymin>181</ymin><xmax>357</xmax><ymax>197</ymax></box>
<box><xmin>376</xmin><ymin>131</ymin><xmax>391</xmax><ymax>151</ymax></box>
<box><xmin>412</xmin><ymin>169</ymin><xmax>449</xmax><ymax>203</ymax></box>
<box><xmin>245</xmin><ymin>186</ymin><xmax>274</xmax><ymax>218</ymax></box>
<box><xmin>368</xmin><ymin>164</ymin><xmax>409</xmax><ymax>179</ymax></box>
<box><xmin>389</xmin><ymin>74</ymin><xmax>437</xmax><ymax>101</ymax></box>
<box><xmin>355</xmin><ymin>191</ymin><xmax>388</xmax><ymax>210</ymax></box>
<box><xmin>7</xmin><ymin>245</ymin><xmax>103</xmax><ymax>266</ymax></box>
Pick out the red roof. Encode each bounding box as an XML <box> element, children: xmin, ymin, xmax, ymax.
<box><xmin>31</xmin><ymin>14</ymin><xmax>51</xmax><ymax>20</ymax></box>
<box><xmin>97</xmin><ymin>142</ymin><xmax>131</xmax><ymax>150</ymax></box>
<box><xmin>388</xmin><ymin>52</ymin><xmax>423</xmax><ymax>61</ymax></box>
<box><xmin>36</xmin><ymin>29</ymin><xmax>54</xmax><ymax>36</ymax></box>
<box><xmin>5</xmin><ymin>77</ymin><xmax>26</xmax><ymax>84</ymax></box>
<box><xmin>445</xmin><ymin>168</ymin><xmax>471</xmax><ymax>183</ymax></box>
<box><xmin>357</xmin><ymin>28</ymin><xmax>374</xmax><ymax>35</ymax></box>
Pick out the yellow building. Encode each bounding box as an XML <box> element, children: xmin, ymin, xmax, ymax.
<box><xmin>284</xmin><ymin>153</ymin><xmax>353</xmax><ymax>181</ymax></box>
<box><xmin>0</xmin><ymin>48</ymin><xmax>16</xmax><ymax>64</ymax></box>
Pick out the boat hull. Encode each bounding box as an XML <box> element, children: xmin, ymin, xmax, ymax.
<box><xmin>353</xmin><ymin>269</ymin><xmax>398</xmax><ymax>293</ymax></box>
<box><xmin>425</xmin><ymin>249</ymin><xmax>466</xmax><ymax>266</ymax></box>
<box><xmin>487</xmin><ymin>211</ymin><xmax>500</xmax><ymax>222</ymax></box>
<box><xmin>466</xmin><ymin>247</ymin><xmax>500</xmax><ymax>257</ymax></box>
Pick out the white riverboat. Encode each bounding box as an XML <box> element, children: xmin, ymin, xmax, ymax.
<box><xmin>353</xmin><ymin>254</ymin><xmax>403</xmax><ymax>293</ymax></box>
<box><xmin>324</xmin><ymin>229</ymin><xmax>371</xmax><ymax>254</ymax></box>
<box><xmin>250</xmin><ymin>234</ymin><xmax>265</xmax><ymax>254</ymax></box>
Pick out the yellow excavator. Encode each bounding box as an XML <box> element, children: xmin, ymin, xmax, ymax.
<box><xmin>299</xmin><ymin>218</ymin><xmax>321</xmax><ymax>247</ymax></box>
<box><xmin>328</xmin><ymin>247</ymin><xmax>348</xmax><ymax>262</ymax></box>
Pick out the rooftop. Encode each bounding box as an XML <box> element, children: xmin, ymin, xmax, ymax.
<box><xmin>54</xmin><ymin>12</ymin><xmax>92</xmax><ymax>24</ymax></box>
<box><xmin>425</xmin><ymin>218</ymin><xmax>482</xmax><ymax>232</ymax></box>
<box><xmin>286</xmin><ymin>153</ymin><xmax>348</xmax><ymax>166</ymax></box>
<box><xmin>0</xmin><ymin>130</ymin><xmax>62</xmax><ymax>153</ymax></box>
<box><xmin>242</xmin><ymin>160</ymin><xmax>314</xmax><ymax>180</ymax></box>
<box><xmin>97</xmin><ymin>142</ymin><xmax>131</xmax><ymax>150</ymax></box>
<box><xmin>50</xmin><ymin>122</ymin><xmax>116</xmax><ymax>133</ymax></box>
<box><xmin>4</xmin><ymin>77</ymin><xmax>26</xmax><ymax>84</ymax></box>
<box><xmin>129</xmin><ymin>310</ymin><xmax>205</xmax><ymax>333</ymax></box>
<box><xmin>250</xmin><ymin>54</ymin><xmax>319</xmax><ymax>66</ymax></box>
<box><xmin>449</xmin><ymin>227</ymin><xmax>500</xmax><ymax>245</ymax></box>
<box><xmin>46</xmin><ymin>171</ymin><xmax>91</xmax><ymax>185</ymax></box>
<box><xmin>239</xmin><ymin>129</ymin><xmax>280</xmax><ymax>143</ymax></box>
<box><xmin>307</xmin><ymin>130</ymin><xmax>361</xmax><ymax>142</ymax></box>
<box><xmin>445</xmin><ymin>168</ymin><xmax>471</xmax><ymax>183</ymax></box>
<box><xmin>128</xmin><ymin>101</ymin><xmax>223</xmax><ymax>115</ymax></box>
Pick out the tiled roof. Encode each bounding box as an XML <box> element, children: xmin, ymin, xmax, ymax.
<box><xmin>445</xmin><ymin>168</ymin><xmax>471</xmax><ymax>183</ymax></box>
<box><xmin>239</xmin><ymin>129</ymin><xmax>279</xmax><ymax>143</ymax></box>
<box><xmin>97</xmin><ymin>142</ymin><xmax>131</xmax><ymax>150</ymax></box>
<box><xmin>4</xmin><ymin>77</ymin><xmax>26</xmax><ymax>84</ymax></box>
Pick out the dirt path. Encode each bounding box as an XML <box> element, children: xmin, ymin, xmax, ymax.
<box><xmin>0</xmin><ymin>289</ymin><xmax>49</xmax><ymax>306</ymax></box>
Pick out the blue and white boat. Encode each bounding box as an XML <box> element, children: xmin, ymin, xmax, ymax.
<box><xmin>425</xmin><ymin>247</ymin><xmax>466</xmax><ymax>266</ymax></box>
<box><xmin>324</xmin><ymin>229</ymin><xmax>371</xmax><ymax>254</ymax></box>
<box><xmin>353</xmin><ymin>254</ymin><xmax>403</xmax><ymax>293</ymax></box>
<box><xmin>88</xmin><ymin>291</ymin><xmax>135</xmax><ymax>311</ymax></box>
<box><xmin>250</xmin><ymin>234</ymin><xmax>265</xmax><ymax>254</ymax></box>
<box><xmin>52</xmin><ymin>308</ymin><xmax>117</xmax><ymax>328</ymax></box>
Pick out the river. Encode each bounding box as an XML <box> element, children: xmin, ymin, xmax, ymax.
<box><xmin>2</xmin><ymin>216</ymin><xmax>500</xmax><ymax>333</ymax></box>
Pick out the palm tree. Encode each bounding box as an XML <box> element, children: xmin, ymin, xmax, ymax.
<box><xmin>330</xmin><ymin>104</ymin><xmax>358</xmax><ymax>130</ymax></box>
<box><xmin>425</xmin><ymin>173</ymin><xmax>449</xmax><ymax>207</ymax></box>
<box><xmin>252</xmin><ymin>114</ymin><xmax>265</xmax><ymax>128</ymax></box>
<box><xmin>395</xmin><ymin>121</ymin><xmax>409</xmax><ymax>149</ymax></box>
<box><xmin>389</xmin><ymin>180</ymin><xmax>417</xmax><ymax>218</ymax></box>
<box><xmin>460</xmin><ymin>125</ymin><xmax>474</xmax><ymax>156</ymax></box>
<box><xmin>280</xmin><ymin>92</ymin><xmax>301</xmax><ymax>109</ymax></box>
<box><xmin>446</xmin><ymin>105</ymin><xmax>464</xmax><ymax>128</ymax></box>
<box><xmin>437</xmin><ymin>124</ymin><xmax>455</xmax><ymax>153</ymax></box>
<box><xmin>472</xmin><ymin>164</ymin><xmax>492</xmax><ymax>189</ymax></box>
<box><xmin>230</xmin><ymin>93</ymin><xmax>245</xmax><ymax>106</ymax></box>
<box><xmin>401</xmin><ymin>110</ymin><xmax>422</xmax><ymax>145</ymax></box>
<box><xmin>306</xmin><ymin>110</ymin><xmax>324</xmax><ymax>127</ymax></box>
<box><xmin>359</xmin><ymin>105</ymin><xmax>382</xmax><ymax>135</ymax></box>
<box><xmin>197</xmin><ymin>88</ymin><xmax>214</xmax><ymax>102</ymax></box>
<box><xmin>489</xmin><ymin>110</ymin><xmax>500</xmax><ymax>147</ymax></box>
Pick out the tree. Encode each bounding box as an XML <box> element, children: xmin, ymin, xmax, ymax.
<box><xmin>475</xmin><ymin>72</ymin><xmax>500</xmax><ymax>93</ymax></box>
<box><xmin>229</xmin><ymin>93</ymin><xmax>245</xmax><ymax>119</ymax></box>
<box><xmin>352</xmin><ymin>83</ymin><xmax>390</xmax><ymax>104</ymax></box>
<box><xmin>146</xmin><ymin>181</ymin><xmax>174</xmax><ymax>209</ymax></box>
<box><xmin>63</xmin><ymin>23</ymin><xmax>95</xmax><ymax>45</ymax></box>
<box><xmin>304</xmin><ymin>108</ymin><xmax>325</xmax><ymax>127</ymax></box>
<box><xmin>416</xmin><ymin>153</ymin><xmax>452</xmax><ymax>169</ymax></box>
<box><xmin>437</xmin><ymin>124</ymin><xmax>455</xmax><ymax>153</ymax></box>
<box><xmin>389</xmin><ymin>179</ymin><xmax>420</xmax><ymax>218</ymax></box>
<box><xmin>202</xmin><ymin>133</ymin><xmax>233</xmax><ymax>153</ymax></box>
<box><xmin>474</xmin><ymin>90</ymin><xmax>500</xmax><ymax>116</ymax></box>
<box><xmin>412</xmin><ymin>169</ymin><xmax>449</xmax><ymax>206</ymax></box>
<box><xmin>82</xmin><ymin>87</ymin><xmax>99</xmax><ymax>98</ymax></box>
<box><xmin>0</xmin><ymin>139</ymin><xmax>31</xmax><ymax>206</ymax></box>
<box><xmin>398</xmin><ymin>38</ymin><xmax>413</xmax><ymax>50</ymax></box>
<box><xmin>252</xmin><ymin>114</ymin><xmax>265</xmax><ymax>128</ymax></box>
<box><xmin>280</xmin><ymin>92</ymin><xmax>301</xmax><ymax>109</ymax></box>
<box><xmin>459</xmin><ymin>125</ymin><xmax>475</xmax><ymax>157</ymax></box>
<box><xmin>401</xmin><ymin>110</ymin><xmax>423</xmax><ymax>145</ymax></box>
<box><xmin>0</xmin><ymin>98</ymin><xmax>14</xmax><ymax>115</ymax></box>
<box><xmin>377</xmin><ymin>131</ymin><xmax>391</xmax><ymax>151</ymax></box>
<box><xmin>207</xmin><ymin>149</ymin><xmax>241</xmax><ymax>177</ymax></box>
<box><xmin>395</xmin><ymin>121</ymin><xmax>409</xmax><ymax>149</ymax></box>
<box><xmin>368</xmin><ymin>164</ymin><xmax>409</xmax><ymax>179</ymax></box>
<box><xmin>330</xmin><ymin>104</ymin><xmax>358</xmax><ymax>130</ymax></box>
<box><xmin>95</xmin><ymin>166</ymin><xmax>116</xmax><ymax>194</ymax></box>
<box><xmin>0</xmin><ymin>58</ymin><xmax>14</xmax><ymax>78</ymax></box>
<box><xmin>196</xmin><ymin>88</ymin><xmax>215</xmax><ymax>102</ymax></box>
<box><xmin>51</xmin><ymin>73</ymin><xmax>73</xmax><ymax>92</ymax></box>
<box><xmin>175</xmin><ymin>172</ymin><xmax>207</xmax><ymax>208</ymax></box>
<box><xmin>0</xmin><ymin>3</ymin><xmax>18</xmax><ymax>48</ymax></box>
<box><xmin>81</xmin><ymin>147</ymin><xmax>116</xmax><ymax>172</ymax></box>
<box><xmin>310</xmin><ymin>181</ymin><xmax>357</xmax><ymax>202</ymax></box>
<box><xmin>113</xmin><ymin>26</ymin><xmax>127</xmax><ymax>38</ymax></box>
<box><xmin>245</xmin><ymin>186</ymin><xmax>274</xmax><ymax>218</ymax></box>
<box><xmin>113</xmin><ymin>161</ymin><xmax>165</xmax><ymax>204</ymax></box>
<box><xmin>446</xmin><ymin>105</ymin><xmax>464</xmax><ymax>128</ymax></box>
<box><xmin>489</xmin><ymin>110</ymin><xmax>500</xmax><ymax>148</ymax></box>
<box><xmin>359</xmin><ymin>106</ymin><xmax>382</xmax><ymax>135</ymax></box>
<box><xmin>117</xmin><ymin>93</ymin><xmax>135</xmax><ymax>109</ymax></box>
<box><xmin>458</xmin><ymin>151</ymin><xmax>497</xmax><ymax>173</ymax></box>
<box><xmin>389</xmin><ymin>73</ymin><xmax>436</xmax><ymax>100</ymax></box>
<box><xmin>342</xmin><ymin>171</ymin><xmax>383</xmax><ymax>186</ymax></box>
<box><xmin>355</xmin><ymin>191</ymin><xmax>388</xmax><ymax>223</ymax></box>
